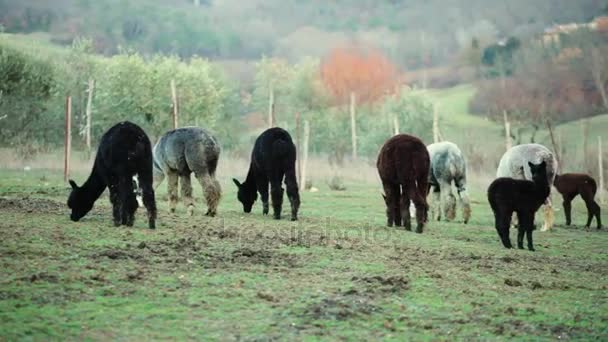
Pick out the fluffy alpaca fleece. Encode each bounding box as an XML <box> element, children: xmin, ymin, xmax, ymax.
<box><xmin>554</xmin><ymin>173</ymin><xmax>602</xmax><ymax>229</ymax></box>
<box><xmin>67</xmin><ymin>121</ymin><xmax>157</xmax><ymax>229</ymax></box>
<box><xmin>153</xmin><ymin>127</ymin><xmax>221</xmax><ymax>217</ymax></box>
<box><xmin>488</xmin><ymin>161</ymin><xmax>550</xmax><ymax>251</ymax></box>
<box><xmin>377</xmin><ymin>134</ymin><xmax>430</xmax><ymax>233</ymax></box>
<box><xmin>233</xmin><ymin>127</ymin><xmax>300</xmax><ymax>221</ymax></box>
<box><xmin>427</xmin><ymin>141</ymin><xmax>471</xmax><ymax>224</ymax></box>
<box><xmin>496</xmin><ymin>143</ymin><xmax>558</xmax><ymax>231</ymax></box>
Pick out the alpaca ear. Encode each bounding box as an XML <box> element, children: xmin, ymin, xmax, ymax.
<box><xmin>232</xmin><ymin>178</ymin><xmax>241</xmax><ymax>187</ymax></box>
<box><xmin>69</xmin><ymin>180</ymin><xmax>78</xmax><ymax>189</ymax></box>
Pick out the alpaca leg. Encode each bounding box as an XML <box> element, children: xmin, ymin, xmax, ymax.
<box><xmin>437</xmin><ymin>180</ymin><xmax>453</xmax><ymax>222</ymax></box>
<box><xmin>270</xmin><ymin>177</ymin><xmax>284</xmax><ymax>220</ymax></box>
<box><xmin>256</xmin><ymin>173</ymin><xmax>270</xmax><ymax>215</ymax></box>
<box><xmin>138</xmin><ymin>170</ymin><xmax>157</xmax><ymax>229</ymax></box>
<box><xmin>516</xmin><ymin>211</ymin><xmax>526</xmax><ymax>249</ymax></box>
<box><xmin>119</xmin><ymin>177</ymin><xmax>137</xmax><ymax>227</ymax></box>
<box><xmin>583</xmin><ymin>199</ymin><xmax>601</xmax><ymax>229</ymax></box>
<box><xmin>407</xmin><ymin>182</ymin><xmax>427</xmax><ymax>233</ymax></box>
<box><xmin>382</xmin><ymin>182</ymin><xmax>398</xmax><ymax>227</ymax></box>
<box><xmin>196</xmin><ymin>172</ymin><xmax>222</xmax><ymax>217</ymax></box>
<box><xmin>166</xmin><ymin>172</ymin><xmax>179</xmax><ymax>213</ymax></box>
<box><xmin>562</xmin><ymin>196</ymin><xmax>573</xmax><ymax>226</ymax></box>
<box><xmin>284</xmin><ymin>168</ymin><xmax>300</xmax><ymax>221</ymax></box>
<box><xmin>400</xmin><ymin>194</ymin><xmax>411</xmax><ymax>231</ymax></box>
<box><xmin>180</xmin><ymin>174</ymin><xmax>194</xmax><ymax>216</ymax></box>
<box><xmin>494</xmin><ymin>209</ymin><xmax>513</xmax><ymax>249</ymax></box>
<box><xmin>431</xmin><ymin>185</ymin><xmax>441</xmax><ymax>221</ymax></box>
<box><xmin>455</xmin><ymin>178</ymin><xmax>471</xmax><ymax>224</ymax></box>
<box><xmin>445</xmin><ymin>192</ymin><xmax>457</xmax><ymax>221</ymax></box>
<box><xmin>540</xmin><ymin>197</ymin><xmax>554</xmax><ymax>232</ymax></box>
<box><xmin>517</xmin><ymin>212</ymin><xmax>535</xmax><ymax>251</ymax></box>
<box><xmin>394</xmin><ymin>185</ymin><xmax>403</xmax><ymax>227</ymax></box>
<box><xmin>525</xmin><ymin>228</ymin><xmax>535</xmax><ymax>251</ymax></box>
<box><xmin>108</xmin><ymin>182</ymin><xmax>121</xmax><ymax>227</ymax></box>
<box><xmin>444</xmin><ymin>182</ymin><xmax>457</xmax><ymax>221</ymax></box>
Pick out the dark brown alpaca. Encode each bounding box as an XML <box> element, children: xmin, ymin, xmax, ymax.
<box><xmin>553</xmin><ymin>173</ymin><xmax>602</xmax><ymax>229</ymax></box>
<box><xmin>377</xmin><ymin>134</ymin><xmax>430</xmax><ymax>233</ymax></box>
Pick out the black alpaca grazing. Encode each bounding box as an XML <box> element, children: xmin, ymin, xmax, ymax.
<box><xmin>488</xmin><ymin>161</ymin><xmax>550</xmax><ymax>251</ymax></box>
<box><xmin>554</xmin><ymin>173</ymin><xmax>602</xmax><ymax>229</ymax></box>
<box><xmin>377</xmin><ymin>134</ymin><xmax>430</xmax><ymax>233</ymax></box>
<box><xmin>67</xmin><ymin>121</ymin><xmax>157</xmax><ymax>228</ymax></box>
<box><xmin>233</xmin><ymin>127</ymin><xmax>300</xmax><ymax>221</ymax></box>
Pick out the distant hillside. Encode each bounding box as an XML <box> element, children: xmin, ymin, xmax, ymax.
<box><xmin>0</xmin><ymin>0</ymin><xmax>604</xmax><ymax>68</ymax></box>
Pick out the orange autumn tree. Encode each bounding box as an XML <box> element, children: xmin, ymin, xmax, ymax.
<box><xmin>320</xmin><ymin>45</ymin><xmax>402</xmax><ymax>159</ymax></box>
<box><xmin>320</xmin><ymin>45</ymin><xmax>401</xmax><ymax>106</ymax></box>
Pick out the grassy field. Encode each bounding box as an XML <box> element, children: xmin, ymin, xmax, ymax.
<box><xmin>1</xmin><ymin>167</ymin><xmax>607</xmax><ymax>340</ymax></box>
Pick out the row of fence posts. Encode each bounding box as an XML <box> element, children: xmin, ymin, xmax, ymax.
<box><xmin>63</xmin><ymin>79</ymin><xmax>180</xmax><ymax>182</ymax></box>
<box><xmin>62</xmin><ymin>83</ymin><xmax>605</xmax><ymax>204</ymax></box>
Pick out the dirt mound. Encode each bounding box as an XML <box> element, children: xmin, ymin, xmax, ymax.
<box><xmin>304</xmin><ymin>295</ymin><xmax>380</xmax><ymax>321</ymax></box>
<box><xmin>0</xmin><ymin>197</ymin><xmax>66</xmax><ymax>214</ymax></box>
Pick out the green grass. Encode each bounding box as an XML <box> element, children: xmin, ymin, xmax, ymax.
<box><xmin>1</xmin><ymin>169</ymin><xmax>607</xmax><ymax>340</ymax></box>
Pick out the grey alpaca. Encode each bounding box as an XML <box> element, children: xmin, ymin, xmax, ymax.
<box><xmin>427</xmin><ymin>141</ymin><xmax>471</xmax><ymax>224</ymax></box>
<box><xmin>496</xmin><ymin>143</ymin><xmax>558</xmax><ymax>231</ymax></box>
<box><xmin>153</xmin><ymin>127</ymin><xmax>222</xmax><ymax>216</ymax></box>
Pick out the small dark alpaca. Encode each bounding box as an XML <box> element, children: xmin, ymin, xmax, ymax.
<box><xmin>67</xmin><ymin>121</ymin><xmax>157</xmax><ymax>229</ymax></box>
<box><xmin>488</xmin><ymin>161</ymin><xmax>550</xmax><ymax>251</ymax></box>
<box><xmin>233</xmin><ymin>127</ymin><xmax>300</xmax><ymax>221</ymax></box>
<box><xmin>377</xmin><ymin>134</ymin><xmax>430</xmax><ymax>233</ymax></box>
<box><xmin>554</xmin><ymin>173</ymin><xmax>602</xmax><ymax>229</ymax></box>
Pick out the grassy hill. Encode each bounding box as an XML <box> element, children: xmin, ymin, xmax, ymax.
<box><xmin>424</xmin><ymin>84</ymin><xmax>608</xmax><ymax>175</ymax></box>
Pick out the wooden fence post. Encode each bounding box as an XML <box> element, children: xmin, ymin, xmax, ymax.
<box><xmin>64</xmin><ymin>96</ymin><xmax>72</xmax><ymax>183</ymax></box>
<box><xmin>503</xmin><ymin>110</ymin><xmax>512</xmax><ymax>151</ymax></box>
<box><xmin>268</xmin><ymin>85</ymin><xmax>275</xmax><ymax>128</ymax></box>
<box><xmin>85</xmin><ymin>79</ymin><xmax>95</xmax><ymax>151</ymax></box>
<box><xmin>350</xmin><ymin>92</ymin><xmax>357</xmax><ymax>160</ymax></box>
<box><xmin>295</xmin><ymin>112</ymin><xmax>301</xmax><ymax>182</ymax></box>
<box><xmin>300</xmin><ymin>120</ymin><xmax>310</xmax><ymax>191</ymax></box>
<box><xmin>599</xmin><ymin>136</ymin><xmax>605</xmax><ymax>205</ymax></box>
<box><xmin>171</xmin><ymin>79</ymin><xmax>178</xmax><ymax>129</ymax></box>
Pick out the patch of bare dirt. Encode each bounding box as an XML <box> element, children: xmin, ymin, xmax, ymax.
<box><xmin>89</xmin><ymin>238</ymin><xmax>300</xmax><ymax>270</ymax></box>
<box><xmin>0</xmin><ymin>197</ymin><xmax>66</xmax><ymax>214</ymax></box>
<box><xmin>304</xmin><ymin>295</ymin><xmax>381</xmax><ymax>321</ymax></box>
<box><xmin>351</xmin><ymin>275</ymin><xmax>409</xmax><ymax>294</ymax></box>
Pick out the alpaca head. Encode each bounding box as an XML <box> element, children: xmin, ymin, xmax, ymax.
<box><xmin>233</xmin><ymin>178</ymin><xmax>257</xmax><ymax>213</ymax></box>
<box><xmin>528</xmin><ymin>161</ymin><xmax>547</xmax><ymax>184</ymax></box>
<box><xmin>67</xmin><ymin>180</ymin><xmax>94</xmax><ymax>222</ymax></box>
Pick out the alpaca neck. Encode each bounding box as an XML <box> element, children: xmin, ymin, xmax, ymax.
<box><xmin>242</xmin><ymin>167</ymin><xmax>257</xmax><ymax>191</ymax></box>
<box><xmin>81</xmin><ymin>164</ymin><xmax>107</xmax><ymax>203</ymax></box>
<box><xmin>533</xmin><ymin>178</ymin><xmax>550</xmax><ymax>201</ymax></box>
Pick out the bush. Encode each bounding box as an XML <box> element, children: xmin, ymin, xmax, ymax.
<box><xmin>0</xmin><ymin>43</ymin><xmax>56</xmax><ymax>149</ymax></box>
